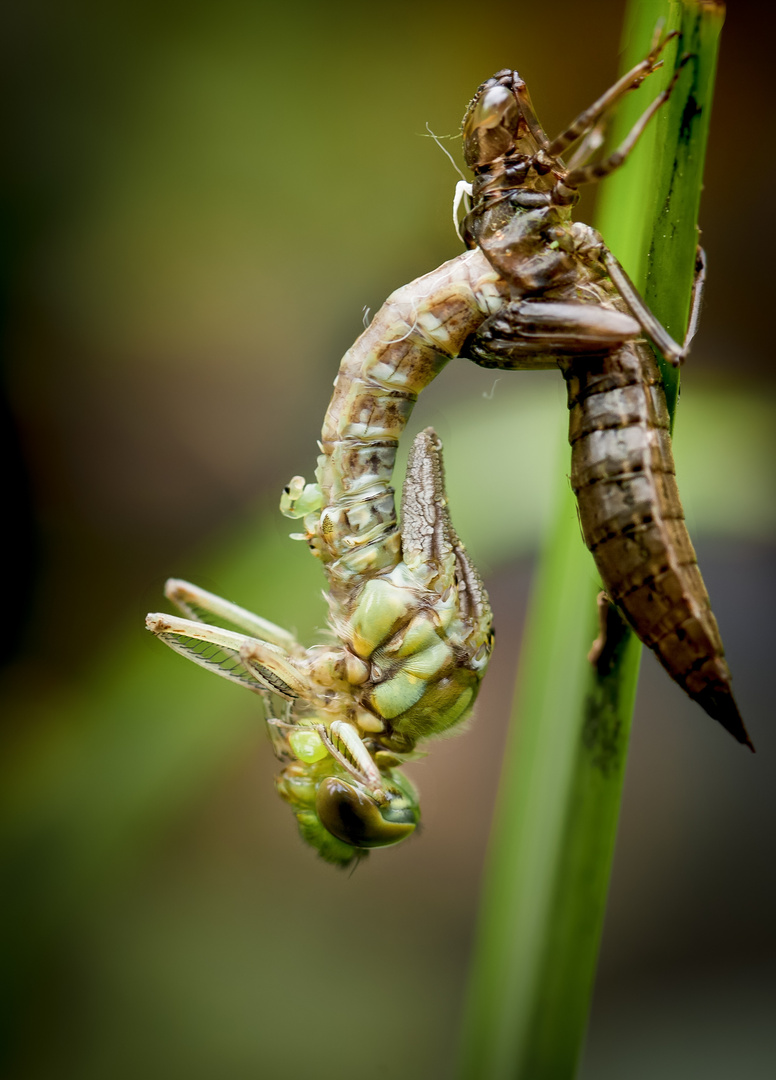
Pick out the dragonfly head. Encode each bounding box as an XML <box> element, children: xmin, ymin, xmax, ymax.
<box><xmin>463</xmin><ymin>69</ymin><xmax>537</xmax><ymax>169</ymax></box>
<box><xmin>277</xmin><ymin>761</ymin><xmax>419</xmax><ymax>867</ymax></box>
<box><xmin>315</xmin><ymin>775</ymin><xmax>419</xmax><ymax>850</ymax></box>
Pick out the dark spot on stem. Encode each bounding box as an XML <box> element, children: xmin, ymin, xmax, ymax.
<box><xmin>679</xmin><ymin>94</ymin><xmax>702</xmax><ymax>144</ymax></box>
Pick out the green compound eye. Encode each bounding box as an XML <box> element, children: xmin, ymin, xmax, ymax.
<box><xmin>315</xmin><ymin>777</ymin><xmax>419</xmax><ymax>849</ymax></box>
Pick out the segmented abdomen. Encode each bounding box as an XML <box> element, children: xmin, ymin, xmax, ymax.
<box><xmin>310</xmin><ymin>249</ymin><xmax>507</xmax><ymax>595</ymax></box>
<box><xmin>562</xmin><ymin>341</ymin><xmax>745</xmax><ymax>740</ymax></box>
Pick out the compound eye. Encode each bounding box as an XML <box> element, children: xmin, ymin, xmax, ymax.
<box><xmin>315</xmin><ymin>777</ymin><xmax>418</xmax><ymax>849</ymax></box>
<box><xmin>463</xmin><ymin>85</ymin><xmax>520</xmax><ymax>167</ymax></box>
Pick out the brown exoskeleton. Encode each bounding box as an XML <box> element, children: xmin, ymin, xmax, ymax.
<box><xmin>459</xmin><ymin>30</ymin><xmax>752</xmax><ymax>749</ymax></box>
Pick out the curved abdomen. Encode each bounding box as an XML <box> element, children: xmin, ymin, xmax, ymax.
<box><xmin>314</xmin><ymin>249</ymin><xmax>508</xmax><ymax>592</ymax></box>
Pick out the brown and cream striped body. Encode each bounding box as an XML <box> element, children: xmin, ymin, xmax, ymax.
<box><xmin>562</xmin><ymin>340</ymin><xmax>745</xmax><ymax>742</ymax></box>
<box><xmin>283</xmin><ymin>248</ymin><xmax>508</xmax><ymax>604</ymax></box>
<box><xmin>460</xmin><ymin>53</ymin><xmax>751</xmax><ymax>748</ymax></box>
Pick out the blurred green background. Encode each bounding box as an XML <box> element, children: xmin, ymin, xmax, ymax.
<box><xmin>2</xmin><ymin>1</ymin><xmax>774</xmax><ymax>1077</ymax></box>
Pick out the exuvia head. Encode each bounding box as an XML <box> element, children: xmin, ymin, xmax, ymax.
<box><xmin>463</xmin><ymin>69</ymin><xmax>538</xmax><ymax>170</ymax></box>
<box><xmin>278</xmin><ymin>758</ymin><xmax>420</xmax><ymax>867</ymax></box>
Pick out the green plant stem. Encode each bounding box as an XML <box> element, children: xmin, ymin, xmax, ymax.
<box><xmin>455</xmin><ymin>3</ymin><xmax>724</xmax><ymax>1078</ymax></box>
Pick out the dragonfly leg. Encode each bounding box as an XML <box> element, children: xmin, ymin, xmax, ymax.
<box><xmin>239</xmin><ymin>638</ymin><xmax>312</xmax><ymax>700</ymax></box>
<box><xmin>546</xmin><ymin>27</ymin><xmax>679</xmax><ymax>161</ymax></box>
<box><xmin>562</xmin><ymin>52</ymin><xmax>690</xmax><ymax>190</ymax></box>
<box><xmin>319</xmin><ymin>720</ymin><xmax>383</xmax><ymax>789</ymax></box>
<box><xmin>266</xmin><ymin>717</ymin><xmax>298</xmax><ymax>761</ymax></box>
<box><xmin>164</xmin><ymin>578</ymin><xmax>299</xmax><ymax>649</ymax></box>
<box><xmin>604</xmin><ymin>244</ymin><xmax>705</xmax><ymax>365</ymax></box>
<box><xmin>553</xmin><ymin>26</ymin><xmax>675</xmax><ymax>170</ymax></box>
<box><xmin>562</xmin><ymin>117</ymin><xmax>608</xmax><ymax>172</ymax></box>
<box><xmin>148</xmin><ymin>581</ymin><xmax>312</xmax><ymax>700</ymax></box>
<box><xmin>463</xmin><ymin>299</ymin><xmax>641</xmax><ymax>369</ymax></box>
<box><xmin>587</xmin><ymin>592</ymin><xmax>632</xmax><ymax>676</ymax></box>
<box><xmin>587</xmin><ymin>591</ymin><xmax>611</xmax><ymax>667</ymax></box>
<box><xmin>682</xmin><ymin>246</ymin><xmax>707</xmax><ymax>354</ymax></box>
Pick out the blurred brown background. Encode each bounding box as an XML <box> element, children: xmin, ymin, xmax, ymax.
<box><xmin>2</xmin><ymin>1</ymin><xmax>775</xmax><ymax>1077</ymax></box>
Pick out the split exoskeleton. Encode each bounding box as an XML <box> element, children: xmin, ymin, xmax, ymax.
<box><xmin>146</xmin><ymin>29</ymin><xmax>750</xmax><ymax>868</ymax></box>
<box><xmin>458</xmin><ymin>28</ymin><xmax>751</xmax><ymax>749</ymax></box>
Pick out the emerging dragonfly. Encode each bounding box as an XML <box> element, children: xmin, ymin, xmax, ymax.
<box><xmin>459</xmin><ymin>29</ymin><xmax>752</xmax><ymax>749</ymax></box>
<box><xmin>147</xmin><ymin>29</ymin><xmax>749</xmax><ymax>868</ymax></box>
<box><xmin>147</xmin><ymin>252</ymin><xmax>507</xmax><ymax>866</ymax></box>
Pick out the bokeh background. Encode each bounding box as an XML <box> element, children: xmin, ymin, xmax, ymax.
<box><xmin>2</xmin><ymin>1</ymin><xmax>775</xmax><ymax>1077</ymax></box>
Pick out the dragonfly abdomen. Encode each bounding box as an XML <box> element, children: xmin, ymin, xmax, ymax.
<box><xmin>311</xmin><ymin>251</ymin><xmax>508</xmax><ymax>588</ymax></box>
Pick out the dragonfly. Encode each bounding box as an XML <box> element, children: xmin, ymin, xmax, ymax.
<box><xmin>147</xmin><ymin>252</ymin><xmax>508</xmax><ymax>865</ymax></box>
<box><xmin>147</xmin><ymin>30</ymin><xmax>749</xmax><ymax>869</ymax></box>
<box><xmin>458</xmin><ymin>28</ymin><xmax>752</xmax><ymax>749</ymax></box>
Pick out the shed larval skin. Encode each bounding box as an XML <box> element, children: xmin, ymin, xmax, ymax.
<box><xmin>461</xmin><ymin>34</ymin><xmax>751</xmax><ymax>749</ymax></box>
